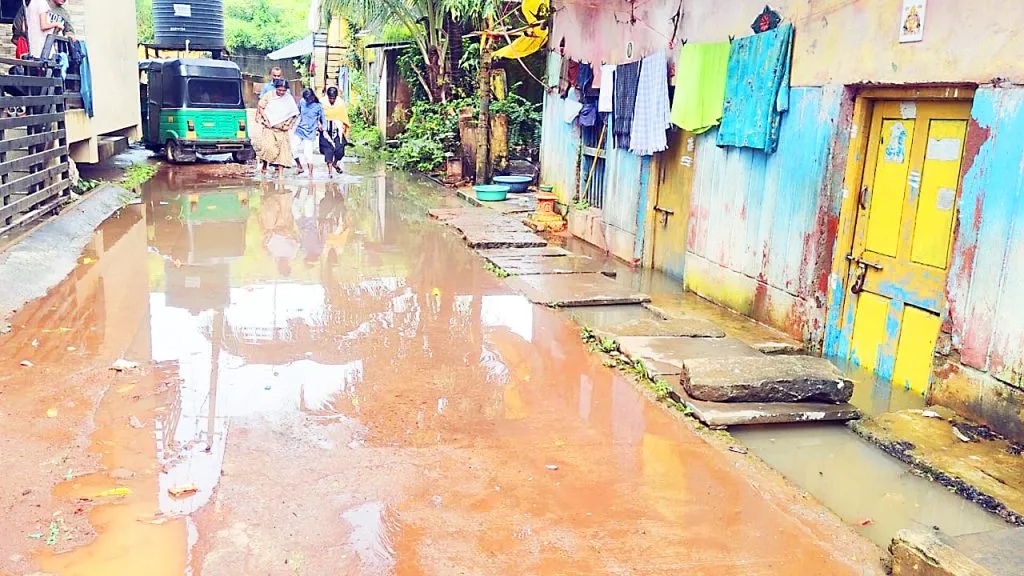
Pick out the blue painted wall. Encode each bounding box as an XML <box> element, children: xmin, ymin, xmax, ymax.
<box><xmin>686</xmin><ymin>86</ymin><xmax>844</xmax><ymax>342</ymax></box>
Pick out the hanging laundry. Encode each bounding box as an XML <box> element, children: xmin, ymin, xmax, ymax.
<box><xmin>612</xmin><ymin>60</ymin><xmax>642</xmax><ymax>149</ymax></box>
<box><xmin>717</xmin><ymin>23</ymin><xmax>793</xmax><ymax>154</ymax></box>
<box><xmin>558</xmin><ymin>55</ymin><xmax>571</xmax><ymax>97</ymax></box>
<box><xmin>575</xmin><ymin>62</ymin><xmax>594</xmax><ymax>93</ymax></box>
<box><xmin>563</xmin><ymin>88</ymin><xmax>583</xmax><ymax>123</ymax></box>
<box><xmin>670</xmin><ymin>41</ymin><xmax>731</xmax><ymax>134</ymax></box>
<box><xmin>629</xmin><ymin>51</ymin><xmax>671</xmax><ymax>156</ymax></box>
<box><xmin>567</xmin><ymin>59</ymin><xmax>580</xmax><ymax>89</ymax></box>
<box><xmin>598</xmin><ymin>64</ymin><xmax>616</xmax><ymax>112</ymax></box>
<box><xmin>579</xmin><ymin>94</ymin><xmax>598</xmax><ymax>127</ymax></box>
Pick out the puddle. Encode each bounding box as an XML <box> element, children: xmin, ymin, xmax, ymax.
<box><xmin>732</xmin><ymin>424</ymin><xmax>1007</xmax><ymax>547</ymax></box>
<box><xmin>0</xmin><ymin>164</ymin><xmax>889</xmax><ymax>574</ymax></box>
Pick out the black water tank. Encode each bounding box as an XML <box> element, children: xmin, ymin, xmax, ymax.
<box><xmin>153</xmin><ymin>0</ymin><xmax>225</xmax><ymax>50</ymax></box>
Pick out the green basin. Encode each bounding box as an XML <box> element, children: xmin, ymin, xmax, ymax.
<box><xmin>474</xmin><ymin>184</ymin><xmax>510</xmax><ymax>202</ymax></box>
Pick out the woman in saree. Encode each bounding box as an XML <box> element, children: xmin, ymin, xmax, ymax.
<box><xmin>256</xmin><ymin>79</ymin><xmax>300</xmax><ymax>178</ymax></box>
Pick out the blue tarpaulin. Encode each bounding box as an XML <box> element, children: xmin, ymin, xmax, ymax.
<box><xmin>717</xmin><ymin>23</ymin><xmax>793</xmax><ymax>154</ymax></box>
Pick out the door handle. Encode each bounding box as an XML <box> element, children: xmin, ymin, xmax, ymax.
<box><xmin>858</xmin><ymin>186</ymin><xmax>870</xmax><ymax>209</ymax></box>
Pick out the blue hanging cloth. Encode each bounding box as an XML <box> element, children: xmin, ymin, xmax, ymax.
<box><xmin>78</xmin><ymin>41</ymin><xmax>94</xmax><ymax>118</ymax></box>
<box><xmin>716</xmin><ymin>23</ymin><xmax>793</xmax><ymax>154</ymax></box>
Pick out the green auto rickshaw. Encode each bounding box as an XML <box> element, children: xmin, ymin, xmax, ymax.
<box><xmin>139</xmin><ymin>58</ymin><xmax>255</xmax><ymax>164</ymax></box>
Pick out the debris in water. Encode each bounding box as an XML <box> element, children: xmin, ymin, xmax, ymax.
<box><xmin>95</xmin><ymin>487</ymin><xmax>132</xmax><ymax>498</ymax></box>
<box><xmin>921</xmin><ymin>410</ymin><xmax>941</xmax><ymax>419</ymax></box>
<box><xmin>728</xmin><ymin>446</ymin><xmax>748</xmax><ymax>455</ymax></box>
<box><xmin>138</xmin><ymin>515</ymin><xmax>169</xmax><ymax>526</ymax></box>
<box><xmin>109</xmin><ymin>468</ymin><xmax>135</xmax><ymax>480</ymax></box>
<box><xmin>20</xmin><ymin>360</ymin><xmax>33</xmax><ymax>368</ymax></box>
<box><xmin>65</xmin><ymin>469</ymin><xmax>73</xmax><ymax>481</ymax></box>
<box><xmin>82</xmin><ymin>257</ymin><xmax>97</xmax><ymax>265</ymax></box>
<box><xmin>858</xmin><ymin>518</ymin><xmax>874</xmax><ymax>527</ymax></box>
<box><xmin>117</xmin><ymin>384</ymin><xmax>136</xmax><ymax>394</ymax></box>
<box><xmin>27</xmin><ymin>533</ymin><xmax>43</xmax><ymax>540</ymax></box>
<box><xmin>31</xmin><ymin>339</ymin><xmax>39</xmax><ymax>347</ymax></box>
<box><xmin>952</xmin><ymin>425</ymin><xmax>974</xmax><ymax>443</ymax></box>
<box><xmin>545</xmin><ymin>464</ymin><xmax>559</xmax><ymax>471</ymax></box>
<box><xmin>168</xmin><ymin>484</ymin><xmax>199</xmax><ymax>498</ymax></box>
<box><xmin>110</xmin><ymin>359</ymin><xmax>139</xmax><ymax>372</ymax></box>
<box><xmin>128</xmin><ymin>415</ymin><xmax>145</xmax><ymax>429</ymax></box>
<box><xmin>46</xmin><ymin>521</ymin><xmax>59</xmax><ymax>546</ymax></box>
<box><xmin>22</xmin><ymin>489</ymin><xmax>31</xmax><ymax>496</ymax></box>
<box><xmin>431</xmin><ymin>495</ymin><xmax>443</xmax><ymax>507</ymax></box>
<box><xmin>46</xmin><ymin>408</ymin><xmax>58</xmax><ymax>418</ymax></box>
<box><xmin>66</xmin><ymin>346</ymin><xmax>76</xmax><ymax>352</ymax></box>
<box><xmin>264</xmin><ymin>385</ymin><xmax>272</xmax><ymax>391</ymax></box>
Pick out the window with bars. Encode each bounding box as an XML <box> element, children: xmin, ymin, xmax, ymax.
<box><xmin>579</xmin><ymin>117</ymin><xmax>607</xmax><ymax>209</ymax></box>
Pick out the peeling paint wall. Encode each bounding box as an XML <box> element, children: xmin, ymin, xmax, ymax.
<box><xmin>540</xmin><ymin>52</ymin><xmax>581</xmax><ymax>205</ymax></box>
<box><xmin>685</xmin><ymin>87</ymin><xmax>845</xmax><ymax>345</ymax></box>
<box><xmin>936</xmin><ymin>86</ymin><xmax>1024</xmax><ymax>438</ymax></box>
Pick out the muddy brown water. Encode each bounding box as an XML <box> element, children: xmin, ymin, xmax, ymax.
<box><xmin>0</xmin><ymin>165</ymin><xmax>908</xmax><ymax>574</ymax></box>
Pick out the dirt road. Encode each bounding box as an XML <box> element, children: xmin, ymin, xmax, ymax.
<box><xmin>0</xmin><ymin>166</ymin><xmax>884</xmax><ymax>575</ymax></box>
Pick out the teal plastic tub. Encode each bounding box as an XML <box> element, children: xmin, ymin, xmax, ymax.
<box><xmin>474</xmin><ymin>184</ymin><xmax>510</xmax><ymax>202</ymax></box>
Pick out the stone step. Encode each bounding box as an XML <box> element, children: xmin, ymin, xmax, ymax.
<box><xmin>599</xmin><ymin>317</ymin><xmax>725</xmax><ymax>339</ymax></box>
<box><xmin>681</xmin><ymin>355</ymin><xmax>853</xmax><ymax>404</ymax></box>
<box><xmin>891</xmin><ymin>528</ymin><xmax>1024</xmax><ymax>576</ymax></box>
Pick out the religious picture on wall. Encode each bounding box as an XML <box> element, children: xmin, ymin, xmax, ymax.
<box><xmin>899</xmin><ymin>0</ymin><xmax>926</xmax><ymax>43</ymax></box>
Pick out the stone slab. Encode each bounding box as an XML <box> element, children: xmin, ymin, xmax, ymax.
<box><xmin>954</xmin><ymin>529</ymin><xmax>1024</xmax><ymax>575</ymax></box>
<box><xmin>681</xmin><ymin>356</ymin><xmax>854</xmax><ymax>404</ymax></box>
<box><xmin>850</xmin><ymin>407</ymin><xmax>1024</xmax><ymax>524</ymax></box>
<box><xmin>485</xmin><ymin>254</ymin><xmax>608</xmax><ymax>276</ymax></box>
<box><xmin>674</xmin><ymin>387</ymin><xmax>860</xmax><ymax>428</ymax></box>
<box><xmin>505</xmin><ymin>273</ymin><xmax>650</xmax><ymax>307</ymax></box>
<box><xmin>891</xmin><ymin>529</ymin><xmax>998</xmax><ymax>576</ymax></box>
<box><xmin>616</xmin><ymin>336</ymin><xmax>762</xmax><ymax>377</ymax></box>
<box><xmin>477</xmin><ymin>246</ymin><xmax>571</xmax><ymax>258</ymax></box>
<box><xmin>463</xmin><ymin>230</ymin><xmax>548</xmax><ymax>249</ymax></box>
<box><xmin>598</xmin><ymin>317</ymin><xmax>725</xmax><ymax>339</ymax></box>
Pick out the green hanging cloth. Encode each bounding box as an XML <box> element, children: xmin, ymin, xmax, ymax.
<box><xmin>670</xmin><ymin>41</ymin><xmax>732</xmax><ymax>134</ymax></box>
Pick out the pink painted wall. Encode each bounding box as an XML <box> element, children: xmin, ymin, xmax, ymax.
<box><xmin>555</xmin><ymin>1</ymin><xmax>1024</xmax><ymax>88</ymax></box>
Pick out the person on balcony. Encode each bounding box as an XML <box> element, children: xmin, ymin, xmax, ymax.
<box><xmin>26</xmin><ymin>0</ymin><xmax>75</xmax><ymax>59</ymax></box>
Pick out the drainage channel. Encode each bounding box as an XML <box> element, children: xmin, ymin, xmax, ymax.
<box><xmin>563</xmin><ymin>295</ymin><xmax>1007</xmax><ymax>549</ymax></box>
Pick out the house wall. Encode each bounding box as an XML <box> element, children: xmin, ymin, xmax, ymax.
<box><xmin>685</xmin><ymin>87</ymin><xmax>847</xmax><ymax>344</ymax></box>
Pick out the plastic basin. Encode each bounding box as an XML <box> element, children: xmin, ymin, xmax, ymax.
<box><xmin>474</xmin><ymin>184</ymin><xmax>510</xmax><ymax>202</ymax></box>
<box><xmin>493</xmin><ymin>175</ymin><xmax>533</xmax><ymax>193</ymax></box>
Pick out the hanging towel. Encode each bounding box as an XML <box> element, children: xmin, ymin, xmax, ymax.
<box><xmin>567</xmin><ymin>59</ymin><xmax>580</xmax><ymax>89</ymax></box>
<box><xmin>670</xmin><ymin>41</ymin><xmax>731</xmax><ymax>134</ymax></box>
<box><xmin>717</xmin><ymin>23</ymin><xmax>794</xmax><ymax>153</ymax></box>
<box><xmin>563</xmin><ymin>88</ymin><xmax>583</xmax><ymax>123</ymax></box>
<box><xmin>78</xmin><ymin>41</ymin><xmax>94</xmax><ymax>118</ymax></box>
<box><xmin>628</xmin><ymin>51</ymin><xmax>671</xmax><ymax>156</ymax></box>
<box><xmin>598</xmin><ymin>64</ymin><xmax>615</xmax><ymax>112</ymax></box>
<box><xmin>612</xmin><ymin>60</ymin><xmax>642</xmax><ymax>149</ymax></box>
<box><xmin>576</xmin><ymin>62</ymin><xmax>594</xmax><ymax>93</ymax></box>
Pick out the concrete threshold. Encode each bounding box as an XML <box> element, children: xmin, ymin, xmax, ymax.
<box><xmin>891</xmin><ymin>528</ymin><xmax>1024</xmax><ymax>575</ymax></box>
<box><xmin>850</xmin><ymin>406</ymin><xmax>1024</xmax><ymax>527</ymax></box>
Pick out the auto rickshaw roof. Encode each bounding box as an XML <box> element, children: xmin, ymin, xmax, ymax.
<box><xmin>143</xmin><ymin>58</ymin><xmax>243</xmax><ymax>80</ymax></box>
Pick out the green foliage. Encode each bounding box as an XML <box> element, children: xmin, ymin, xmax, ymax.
<box><xmin>136</xmin><ymin>0</ymin><xmax>154</xmax><ymax>44</ymax></box>
<box><xmin>484</xmin><ymin>261</ymin><xmax>509</xmax><ymax>278</ymax></box>
<box><xmin>122</xmin><ymin>163</ymin><xmax>159</xmax><ymax>190</ymax></box>
<box><xmin>224</xmin><ymin>0</ymin><xmax>310</xmax><ymax>52</ymax></box>
<box><xmin>390</xmin><ymin>98</ymin><xmax>473</xmax><ymax>172</ymax></box>
<box><xmin>490</xmin><ymin>85</ymin><xmax>541</xmax><ymax>153</ymax></box>
<box><xmin>74</xmin><ymin>178</ymin><xmax>101</xmax><ymax>195</ymax></box>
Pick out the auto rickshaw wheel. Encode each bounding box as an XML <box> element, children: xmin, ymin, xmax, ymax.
<box><xmin>165</xmin><ymin>140</ymin><xmax>195</xmax><ymax>164</ymax></box>
<box><xmin>232</xmin><ymin>150</ymin><xmax>254</xmax><ymax>164</ymax></box>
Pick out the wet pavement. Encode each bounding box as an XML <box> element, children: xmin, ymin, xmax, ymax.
<box><xmin>0</xmin><ymin>164</ymin><xmax>891</xmax><ymax>575</ymax></box>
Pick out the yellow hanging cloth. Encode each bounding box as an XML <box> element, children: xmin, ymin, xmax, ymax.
<box><xmin>493</xmin><ymin>0</ymin><xmax>550</xmax><ymax>60</ymax></box>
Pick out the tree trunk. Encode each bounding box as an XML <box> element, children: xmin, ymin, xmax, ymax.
<box><xmin>445</xmin><ymin>15</ymin><xmax>463</xmax><ymax>95</ymax></box>
<box><xmin>475</xmin><ymin>27</ymin><xmax>493</xmax><ymax>184</ymax></box>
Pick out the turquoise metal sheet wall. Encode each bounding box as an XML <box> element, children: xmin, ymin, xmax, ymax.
<box><xmin>686</xmin><ymin>86</ymin><xmax>843</xmax><ymax>338</ymax></box>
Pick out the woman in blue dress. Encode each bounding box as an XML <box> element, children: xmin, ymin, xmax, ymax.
<box><xmin>291</xmin><ymin>88</ymin><xmax>325</xmax><ymax>177</ymax></box>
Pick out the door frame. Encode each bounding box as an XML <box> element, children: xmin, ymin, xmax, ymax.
<box><xmin>824</xmin><ymin>86</ymin><xmax>976</xmax><ymax>362</ymax></box>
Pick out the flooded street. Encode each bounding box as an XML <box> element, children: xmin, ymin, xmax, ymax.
<box><xmin>1</xmin><ymin>165</ymin><xmax>886</xmax><ymax>575</ymax></box>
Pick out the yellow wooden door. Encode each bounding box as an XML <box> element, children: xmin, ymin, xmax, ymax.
<box><xmin>652</xmin><ymin>131</ymin><xmax>696</xmax><ymax>279</ymax></box>
<box><xmin>845</xmin><ymin>100</ymin><xmax>971</xmax><ymax>394</ymax></box>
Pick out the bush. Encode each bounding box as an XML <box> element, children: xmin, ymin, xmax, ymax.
<box><xmin>390</xmin><ymin>99</ymin><xmax>473</xmax><ymax>172</ymax></box>
<box><xmin>392</xmin><ymin>138</ymin><xmax>446</xmax><ymax>172</ymax></box>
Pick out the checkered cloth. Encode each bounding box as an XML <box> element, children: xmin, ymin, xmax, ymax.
<box><xmin>628</xmin><ymin>51</ymin><xmax>671</xmax><ymax>156</ymax></box>
<box><xmin>612</xmin><ymin>60</ymin><xmax>642</xmax><ymax>150</ymax></box>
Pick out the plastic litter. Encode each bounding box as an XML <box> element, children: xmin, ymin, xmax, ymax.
<box><xmin>545</xmin><ymin>464</ymin><xmax>559</xmax><ymax>471</ymax></box>
<box><xmin>95</xmin><ymin>487</ymin><xmax>132</xmax><ymax>498</ymax></box>
<box><xmin>110</xmin><ymin>359</ymin><xmax>139</xmax><ymax>372</ymax></box>
<box><xmin>46</xmin><ymin>408</ymin><xmax>58</xmax><ymax>418</ymax></box>
<box><xmin>168</xmin><ymin>484</ymin><xmax>199</xmax><ymax>498</ymax></box>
